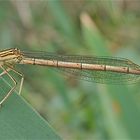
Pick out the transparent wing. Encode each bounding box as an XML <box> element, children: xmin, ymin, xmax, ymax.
<box><xmin>56</xmin><ymin>68</ymin><xmax>140</xmax><ymax>84</ymax></box>
<box><xmin>22</xmin><ymin>51</ymin><xmax>140</xmax><ymax>84</ymax></box>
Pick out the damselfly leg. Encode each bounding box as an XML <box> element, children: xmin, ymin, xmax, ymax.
<box><xmin>0</xmin><ymin>65</ymin><xmax>24</xmax><ymax>106</ymax></box>
<box><xmin>5</xmin><ymin>64</ymin><xmax>24</xmax><ymax>95</ymax></box>
<box><xmin>0</xmin><ymin>66</ymin><xmax>17</xmax><ymax>106</ymax></box>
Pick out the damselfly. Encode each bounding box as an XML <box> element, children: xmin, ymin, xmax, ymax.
<box><xmin>0</xmin><ymin>48</ymin><xmax>140</xmax><ymax>106</ymax></box>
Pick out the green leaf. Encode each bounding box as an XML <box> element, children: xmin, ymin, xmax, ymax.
<box><xmin>0</xmin><ymin>92</ymin><xmax>61</xmax><ymax>140</ymax></box>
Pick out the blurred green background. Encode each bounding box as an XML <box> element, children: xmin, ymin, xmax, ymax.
<box><xmin>0</xmin><ymin>0</ymin><xmax>140</xmax><ymax>139</ymax></box>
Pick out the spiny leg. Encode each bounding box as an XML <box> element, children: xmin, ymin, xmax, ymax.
<box><xmin>5</xmin><ymin>65</ymin><xmax>24</xmax><ymax>95</ymax></box>
<box><xmin>0</xmin><ymin>66</ymin><xmax>17</xmax><ymax>107</ymax></box>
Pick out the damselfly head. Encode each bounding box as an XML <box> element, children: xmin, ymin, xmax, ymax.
<box><xmin>0</xmin><ymin>48</ymin><xmax>22</xmax><ymax>64</ymax></box>
<box><xmin>0</xmin><ymin>48</ymin><xmax>20</xmax><ymax>56</ymax></box>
